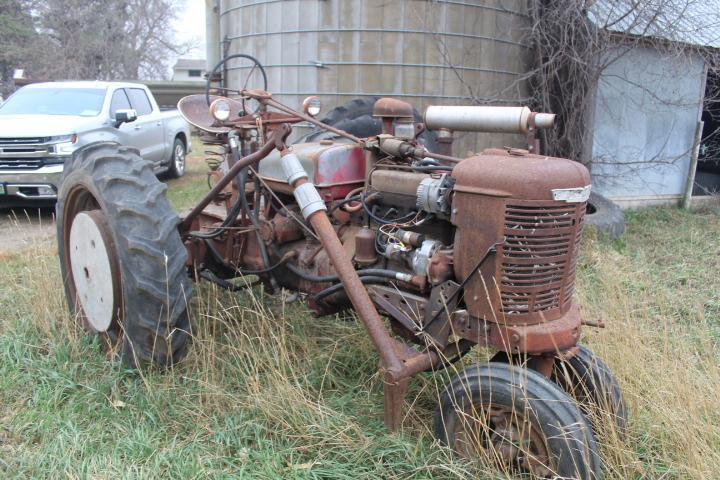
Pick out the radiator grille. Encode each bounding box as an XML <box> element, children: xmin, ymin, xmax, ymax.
<box><xmin>500</xmin><ymin>202</ymin><xmax>585</xmax><ymax>316</ymax></box>
<box><xmin>0</xmin><ymin>158</ymin><xmax>46</xmax><ymax>169</ymax></box>
<box><xmin>0</xmin><ymin>138</ymin><xmax>53</xmax><ymax>169</ymax></box>
<box><xmin>0</xmin><ymin>137</ymin><xmax>47</xmax><ymax>144</ymax></box>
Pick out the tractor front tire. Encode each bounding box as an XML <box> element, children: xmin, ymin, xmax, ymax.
<box><xmin>553</xmin><ymin>345</ymin><xmax>628</xmax><ymax>437</ymax></box>
<box><xmin>435</xmin><ymin>362</ymin><xmax>602</xmax><ymax>479</ymax></box>
<box><xmin>56</xmin><ymin>142</ymin><xmax>192</xmax><ymax>368</ymax></box>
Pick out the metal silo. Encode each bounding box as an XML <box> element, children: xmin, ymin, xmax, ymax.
<box><xmin>216</xmin><ymin>0</ymin><xmax>533</xmax><ymax>154</ymax></box>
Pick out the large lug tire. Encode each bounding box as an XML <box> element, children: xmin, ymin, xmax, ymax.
<box><xmin>553</xmin><ymin>345</ymin><xmax>628</xmax><ymax>437</ymax></box>
<box><xmin>585</xmin><ymin>192</ymin><xmax>625</xmax><ymax>240</ymax></box>
<box><xmin>56</xmin><ymin>142</ymin><xmax>192</xmax><ymax>368</ymax></box>
<box><xmin>435</xmin><ymin>362</ymin><xmax>602</xmax><ymax>479</ymax></box>
<box><xmin>296</xmin><ymin>97</ymin><xmax>440</xmax><ymax>152</ymax></box>
<box><xmin>166</xmin><ymin>137</ymin><xmax>186</xmax><ymax>179</ymax></box>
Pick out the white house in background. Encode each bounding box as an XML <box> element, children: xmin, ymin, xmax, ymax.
<box><xmin>172</xmin><ymin>59</ymin><xmax>207</xmax><ymax>82</ymax></box>
<box><xmin>587</xmin><ymin>0</ymin><xmax>720</xmax><ymax>207</ymax></box>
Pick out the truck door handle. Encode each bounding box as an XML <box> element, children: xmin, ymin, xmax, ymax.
<box><xmin>134</xmin><ymin>125</ymin><xmax>142</xmax><ymax>130</ymax></box>
<box><xmin>156</xmin><ymin>121</ymin><xmax>162</xmax><ymax>126</ymax></box>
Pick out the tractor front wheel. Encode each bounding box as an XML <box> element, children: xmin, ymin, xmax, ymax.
<box><xmin>435</xmin><ymin>362</ymin><xmax>602</xmax><ymax>479</ymax></box>
<box><xmin>56</xmin><ymin>142</ymin><xmax>192</xmax><ymax>368</ymax></box>
<box><xmin>553</xmin><ymin>345</ymin><xmax>628</xmax><ymax>436</ymax></box>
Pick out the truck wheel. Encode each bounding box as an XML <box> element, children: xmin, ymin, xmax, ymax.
<box><xmin>166</xmin><ymin>137</ymin><xmax>186</xmax><ymax>178</ymax></box>
<box><xmin>56</xmin><ymin>142</ymin><xmax>192</xmax><ymax>368</ymax></box>
<box><xmin>585</xmin><ymin>192</ymin><xmax>624</xmax><ymax>239</ymax></box>
<box><xmin>553</xmin><ymin>345</ymin><xmax>628</xmax><ymax>436</ymax></box>
<box><xmin>435</xmin><ymin>363</ymin><xmax>602</xmax><ymax>479</ymax></box>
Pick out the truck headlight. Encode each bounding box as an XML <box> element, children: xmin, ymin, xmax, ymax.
<box><xmin>46</xmin><ymin>134</ymin><xmax>78</xmax><ymax>158</ymax></box>
<box><xmin>210</xmin><ymin>99</ymin><xmax>231</xmax><ymax>122</ymax></box>
<box><xmin>48</xmin><ymin>134</ymin><xmax>77</xmax><ymax>144</ymax></box>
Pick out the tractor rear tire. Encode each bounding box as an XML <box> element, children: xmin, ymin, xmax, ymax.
<box><xmin>56</xmin><ymin>142</ymin><xmax>191</xmax><ymax>368</ymax></box>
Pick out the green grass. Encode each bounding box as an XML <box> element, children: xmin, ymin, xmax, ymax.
<box><xmin>164</xmin><ymin>137</ymin><xmax>212</xmax><ymax>213</ymax></box>
<box><xmin>1</xmin><ymin>153</ymin><xmax>719</xmax><ymax>478</ymax></box>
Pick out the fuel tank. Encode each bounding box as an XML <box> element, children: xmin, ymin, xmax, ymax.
<box><xmin>451</xmin><ymin>148</ymin><xmax>591</xmax><ymax>327</ymax></box>
<box><xmin>258</xmin><ymin>141</ymin><xmax>365</xmax><ymax>200</ymax></box>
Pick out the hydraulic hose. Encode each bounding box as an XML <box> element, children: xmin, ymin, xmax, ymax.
<box><xmin>313</xmin><ymin>276</ymin><xmax>390</xmax><ymax>302</ymax></box>
<box><xmin>360</xmin><ymin>193</ymin><xmax>418</xmax><ymax>225</ymax></box>
<box><xmin>285</xmin><ymin>262</ymin><xmax>415</xmax><ymax>284</ymax></box>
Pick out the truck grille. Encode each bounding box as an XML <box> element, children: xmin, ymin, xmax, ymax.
<box><xmin>0</xmin><ymin>138</ymin><xmax>54</xmax><ymax>170</ymax></box>
<box><xmin>0</xmin><ymin>137</ymin><xmax>48</xmax><ymax>144</ymax></box>
<box><xmin>499</xmin><ymin>201</ymin><xmax>585</xmax><ymax>317</ymax></box>
<box><xmin>0</xmin><ymin>158</ymin><xmax>47</xmax><ymax>169</ymax></box>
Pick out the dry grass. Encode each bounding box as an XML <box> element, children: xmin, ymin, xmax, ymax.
<box><xmin>573</xmin><ymin>206</ymin><xmax>720</xmax><ymax>479</ymax></box>
<box><xmin>0</xmin><ymin>170</ymin><xmax>718</xmax><ymax>478</ymax></box>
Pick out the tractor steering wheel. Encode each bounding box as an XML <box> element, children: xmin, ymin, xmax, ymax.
<box><xmin>205</xmin><ymin>54</ymin><xmax>268</xmax><ymax>114</ymax></box>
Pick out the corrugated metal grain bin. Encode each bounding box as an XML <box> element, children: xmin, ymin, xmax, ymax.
<box><xmin>218</xmin><ymin>0</ymin><xmax>532</xmax><ymax>154</ymax></box>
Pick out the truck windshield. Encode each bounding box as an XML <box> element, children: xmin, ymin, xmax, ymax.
<box><xmin>0</xmin><ymin>88</ymin><xmax>106</xmax><ymax>116</ymax></box>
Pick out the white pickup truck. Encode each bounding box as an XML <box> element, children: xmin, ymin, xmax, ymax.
<box><xmin>0</xmin><ymin>81</ymin><xmax>191</xmax><ymax>205</ymax></box>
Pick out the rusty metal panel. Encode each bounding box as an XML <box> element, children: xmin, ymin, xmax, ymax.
<box><xmin>451</xmin><ymin>149</ymin><xmax>590</xmax><ymax>326</ymax></box>
<box><xmin>451</xmin><ymin>191</ymin><xmax>506</xmax><ymax>321</ymax></box>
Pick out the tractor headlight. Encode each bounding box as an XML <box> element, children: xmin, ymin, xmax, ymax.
<box><xmin>303</xmin><ymin>96</ymin><xmax>321</xmax><ymax>117</ymax></box>
<box><xmin>210</xmin><ymin>98</ymin><xmax>231</xmax><ymax>122</ymax></box>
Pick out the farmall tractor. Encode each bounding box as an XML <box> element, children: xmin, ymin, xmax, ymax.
<box><xmin>56</xmin><ymin>58</ymin><xmax>626</xmax><ymax>479</ymax></box>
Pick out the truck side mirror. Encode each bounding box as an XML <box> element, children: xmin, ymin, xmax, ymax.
<box><xmin>114</xmin><ymin>109</ymin><xmax>137</xmax><ymax>127</ymax></box>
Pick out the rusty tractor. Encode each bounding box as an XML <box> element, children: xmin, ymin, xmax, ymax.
<box><xmin>56</xmin><ymin>58</ymin><xmax>626</xmax><ymax>479</ymax></box>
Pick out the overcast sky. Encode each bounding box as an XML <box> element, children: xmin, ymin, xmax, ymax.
<box><xmin>175</xmin><ymin>0</ymin><xmax>207</xmax><ymax>61</ymax></box>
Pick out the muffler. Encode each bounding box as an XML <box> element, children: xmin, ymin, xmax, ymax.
<box><xmin>424</xmin><ymin>105</ymin><xmax>555</xmax><ymax>134</ymax></box>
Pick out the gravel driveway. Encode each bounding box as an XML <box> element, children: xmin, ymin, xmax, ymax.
<box><xmin>0</xmin><ymin>207</ymin><xmax>56</xmax><ymax>256</ymax></box>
